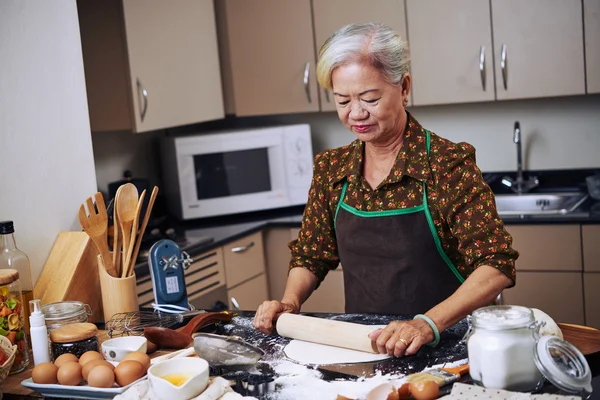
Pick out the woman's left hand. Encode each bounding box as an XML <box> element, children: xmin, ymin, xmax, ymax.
<box><xmin>368</xmin><ymin>318</ymin><xmax>434</xmax><ymax>357</ymax></box>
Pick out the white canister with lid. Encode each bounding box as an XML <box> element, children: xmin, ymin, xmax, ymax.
<box><xmin>466</xmin><ymin>305</ymin><xmax>593</xmax><ymax>398</ymax></box>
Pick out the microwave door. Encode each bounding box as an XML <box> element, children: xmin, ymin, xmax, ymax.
<box><xmin>194</xmin><ymin>148</ymin><xmax>272</xmax><ymax>200</ymax></box>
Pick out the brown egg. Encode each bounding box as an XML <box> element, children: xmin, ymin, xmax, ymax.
<box><xmin>409</xmin><ymin>381</ymin><xmax>439</xmax><ymax>400</ymax></box>
<box><xmin>31</xmin><ymin>362</ymin><xmax>59</xmax><ymax>384</ymax></box>
<box><xmin>54</xmin><ymin>353</ymin><xmax>79</xmax><ymax>368</ymax></box>
<box><xmin>87</xmin><ymin>365</ymin><xmax>115</xmax><ymax>388</ymax></box>
<box><xmin>82</xmin><ymin>359</ymin><xmax>115</xmax><ymax>381</ymax></box>
<box><xmin>57</xmin><ymin>361</ymin><xmax>83</xmax><ymax>386</ymax></box>
<box><xmin>79</xmin><ymin>350</ymin><xmax>104</xmax><ymax>366</ymax></box>
<box><xmin>121</xmin><ymin>351</ymin><xmax>151</xmax><ymax>372</ymax></box>
<box><xmin>396</xmin><ymin>383</ymin><xmax>411</xmax><ymax>399</ymax></box>
<box><xmin>114</xmin><ymin>360</ymin><xmax>145</xmax><ymax>387</ymax></box>
<box><xmin>366</xmin><ymin>383</ymin><xmax>399</xmax><ymax>400</ymax></box>
<box><xmin>336</xmin><ymin>395</ymin><xmax>357</xmax><ymax>400</ymax></box>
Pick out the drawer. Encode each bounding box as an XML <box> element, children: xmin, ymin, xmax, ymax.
<box><xmin>506</xmin><ymin>225</ymin><xmax>582</xmax><ymax>271</ymax></box>
<box><xmin>302</xmin><ymin>269</ymin><xmax>345</xmax><ymax>313</ymax></box>
<box><xmin>228</xmin><ymin>273</ymin><xmax>269</xmax><ymax>311</ymax></box>
<box><xmin>136</xmin><ymin>274</ymin><xmax>155</xmax><ymax>308</ymax></box>
<box><xmin>223</xmin><ymin>231</ymin><xmax>265</xmax><ymax>288</ymax></box>
<box><xmin>185</xmin><ymin>247</ymin><xmax>226</xmax><ymax>302</ymax></box>
<box><xmin>584</xmin><ymin>272</ymin><xmax>600</xmax><ymax>329</ymax></box>
<box><xmin>582</xmin><ymin>225</ymin><xmax>600</xmax><ymax>272</ymax></box>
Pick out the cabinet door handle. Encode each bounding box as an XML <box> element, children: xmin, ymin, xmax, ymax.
<box><xmin>137</xmin><ymin>78</ymin><xmax>148</xmax><ymax>121</ymax></box>
<box><xmin>231</xmin><ymin>241</ymin><xmax>255</xmax><ymax>253</ymax></box>
<box><xmin>500</xmin><ymin>44</ymin><xmax>508</xmax><ymax>90</ymax></box>
<box><xmin>479</xmin><ymin>45</ymin><xmax>486</xmax><ymax>91</ymax></box>
<box><xmin>303</xmin><ymin>62</ymin><xmax>312</xmax><ymax>103</ymax></box>
<box><xmin>230</xmin><ymin>297</ymin><xmax>240</xmax><ymax>310</ymax></box>
<box><xmin>324</xmin><ymin>88</ymin><xmax>330</xmax><ymax>103</ymax></box>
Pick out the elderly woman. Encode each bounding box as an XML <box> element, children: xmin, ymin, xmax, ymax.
<box><xmin>253</xmin><ymin>23</ymin><xmax>518</xmax><ymax>357</ymax></box>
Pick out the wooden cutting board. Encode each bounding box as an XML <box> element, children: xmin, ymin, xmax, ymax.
<box><xmin>558</xmin><ymin>323</ymin><xmax>600</xmax><ymax>355</ymax></box>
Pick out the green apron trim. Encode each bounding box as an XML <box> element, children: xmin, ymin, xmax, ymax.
<box><xmin>333</xmin><ymin>129</ymin><xmax>465</xmax><ymax>284</ymax></box>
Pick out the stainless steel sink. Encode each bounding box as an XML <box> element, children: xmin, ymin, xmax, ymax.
<box><xmin>494</xmin><ymin>192</ymin><xmax>589</xmax><ymax>216</ymax></box>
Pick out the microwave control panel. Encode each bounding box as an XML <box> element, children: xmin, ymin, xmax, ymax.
<box><xmin>282</xmin><ymin>125</ymin><xmax>314</xmax><ymax>192</ymax></box>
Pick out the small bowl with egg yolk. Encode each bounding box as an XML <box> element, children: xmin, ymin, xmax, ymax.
<box><xmin>148</xmin><ymin>357</ymin><xmax>209</xmax><ymax>399</ymax></box>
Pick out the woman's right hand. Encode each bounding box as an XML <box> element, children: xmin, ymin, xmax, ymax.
<box><xmin>253</xmin><ymin>300</ymin><xmax>299</xmax><ymax>335</ymax></box>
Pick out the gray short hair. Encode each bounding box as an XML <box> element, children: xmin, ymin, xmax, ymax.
<box><xmin>316</xmin><ymin>22</ymin><xmax>410</xmax><ymax>89</ymax></box>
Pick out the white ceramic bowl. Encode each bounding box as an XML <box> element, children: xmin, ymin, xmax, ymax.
<box><xmin>101</xmin><ymin>336</ymin><xmax>147</xmax><ymax>362</ymax></box>
<box><xmin>148</xmin><ymin>357</ymin><xmax>209</xmax><ymax>400</ymax></box>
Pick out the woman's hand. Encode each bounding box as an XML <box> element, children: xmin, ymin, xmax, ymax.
<box><xmin>368</xmin><ymin>318</ymin><xmax>434</xmax><ymax>357</ymax></box>
<box><xmin>252</xmin><ymin>300</ymin><xmax>299</xmax><ymax>335</ymax></box>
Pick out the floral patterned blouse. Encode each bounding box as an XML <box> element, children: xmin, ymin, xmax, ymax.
<box><xmin>289</xmin><ymin>112</ymin><xmax>518</xmax><ymax>287</ymax></box>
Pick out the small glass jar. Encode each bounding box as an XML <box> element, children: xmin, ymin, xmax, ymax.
<box><xmin>467</xmin><ymin>305</ymin><xmax>544</xmax><ymax>392</ymax></box>
<box><xmin>41</xmin><ymin>301</ymin><xmax>92</xmax><ymax>331</ymax></box>
<box><xmin>0</xmin><ymin>269</ymin><xmax>30</xmax><ymax>374</ymax></box>
<box><xmin>48</xmin><ymin>322</ymin><xmax>99</xmax><ymax>359</ymax></box>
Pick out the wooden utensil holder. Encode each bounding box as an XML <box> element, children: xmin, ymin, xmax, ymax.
<box><xmin>97</xmin><ymin>254</ymin><xmax>138</xmax><ymax>322</ymax></box>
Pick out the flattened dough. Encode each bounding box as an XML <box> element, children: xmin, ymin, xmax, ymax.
<box><xmin>283</xmin><ymin>340</ymin><xmax>391</xmax><ymax>365</ymax></box>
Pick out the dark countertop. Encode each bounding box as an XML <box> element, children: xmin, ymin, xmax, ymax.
<box><xmin>208</xmin><ymin>311</ymin><xmax>600</xmax><ymax>399</ymax></box>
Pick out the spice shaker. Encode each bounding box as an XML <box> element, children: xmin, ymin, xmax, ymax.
<box><xmin>0</xmin><ymin>269</ymin><xmax>30</xmax><ymax>374</ymax></box>
<box><xmin>49</xmin><ymin>322</ymin><xmax>99</xmax><ymax>359</ymax></box>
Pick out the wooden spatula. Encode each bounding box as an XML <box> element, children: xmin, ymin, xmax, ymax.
<box><xmin>128</xmin><ymin>186</ymin><xmax>159</xmax><ymax>278</ymax></box>
<box><xmin>116</xmin><ymin>183</ymin><xmax>138</xmax><ymax>271</ymax></box>
<box><xmin>123</xmin><ymin>189</ymin><xmax>146</xmax><ymax>277</ymax></box>
<box><xmin>78</xmin><ymin>193</ymin><xmax>117</xmax><ymax>277</ymax></box>
<box><xmin>558</xmin><ymin>323</ymin><xmax>600</xmax><ymax>355</ymax></box>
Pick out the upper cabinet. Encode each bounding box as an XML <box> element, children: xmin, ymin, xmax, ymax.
<box><xmin>491</xmin><ymin>0</ymin><xmax>585</xmax><ymax>100</ymax></box>
<box><xmin>312</xmin><ymin>0</ymin><xmax>408</xmax><ymax>111</ymax></box>
<box><xmin>77</xmin><ymin>0</ymin><xmax>224</xmax><ymax>133</ymax></box>
<box><xmin>217</xmin><ymin>0</ymin><xmax>319</xmax><ymax>117</ymax></box>
<box><xmin>585</xmin><ymin>0</ymin><xmax>600</xmax><ymax>93</ymax></box>
<box><xmin>406</xmin><ymin>0</ymin><xmax>494</xmax><ymax>106</ymax></box>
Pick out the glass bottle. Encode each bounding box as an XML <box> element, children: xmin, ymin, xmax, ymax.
<box><xmin>0</xmin><ymin>269</ymin><xmax>30</xmax><ymax>373</ymax></box>
<box><xmin>0</xmin><ymin>221</ymin><xmax>34</xmax><ymax>335</ymax></box>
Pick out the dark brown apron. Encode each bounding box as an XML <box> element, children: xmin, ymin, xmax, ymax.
<box><xmin>334</xmin><ymin>130</ymin><xmax>464</xmax><ymax>315</ymax></box>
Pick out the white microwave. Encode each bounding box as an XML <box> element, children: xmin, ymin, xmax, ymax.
<box><xmin>161</xmin><ymin>124</ymin><xmax>314</xmax><ymax>220</ymax></box>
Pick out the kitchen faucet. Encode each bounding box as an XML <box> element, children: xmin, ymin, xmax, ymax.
<box><xmin>502</xmin><ymin>121</ymin><xmax>539</xmax><ymax>194</ymax></box>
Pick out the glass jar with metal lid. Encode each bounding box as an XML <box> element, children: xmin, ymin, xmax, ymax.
<box><xmin>41</xmin><ymin>301</ymin><xmax>92</xmax><ymax>331</ymax></box>
<box><xmin>0</xmin><ymin>269</ymin><xmax>30</xmax><ymax>374</ymax></box>
<box><xmin>467</xmin><ymin>305</ymin><xmax>593</xmax><ymax>398</ymax></box>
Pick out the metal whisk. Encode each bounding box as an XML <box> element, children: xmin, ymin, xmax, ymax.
<box><xmin>106</xmin><ymin>310</ymin><xmax>206</xmax><ymax>338</ymax></box>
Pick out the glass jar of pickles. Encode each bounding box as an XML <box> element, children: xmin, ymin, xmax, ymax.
<box><xmin>0</xmin><ymin>269</ymin><xmax>30</xmax><ymax>373</ymax></box>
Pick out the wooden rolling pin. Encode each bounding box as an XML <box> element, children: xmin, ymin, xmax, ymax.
<box><xmin>276</xmin><ymin>314</ymin><xmax>380</xmax><ymax>353</ymax></box>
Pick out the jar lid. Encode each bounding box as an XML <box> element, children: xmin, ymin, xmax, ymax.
<box><xmin>49</xmin><ymin>322</ymin><xmax>98</xmax><ymax>343</ymax></box>
<box><xmin>534</xmin><ymin>335</ymin><xmax>593</xmax><ymax>398</ymax></box>
<box><xmin>0</xmin><ymin>269</ymin><xmax>19</xmax><ymax>285</ymax></box>
<box><xmin>41</xmin><ymin>301</ymin><xmax>92</xmax><ymax>321</ymax></box>
<box><xmin>471</xmin><ymin>305</ymin><xmax>534</xmax><ymax>330</ymax></box>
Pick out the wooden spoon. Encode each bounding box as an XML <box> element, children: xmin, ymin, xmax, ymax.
<box><xmin>144</xmin><ymin>312</ymin><xmax>235</xmax><ymax>349</ymax></box>
<box><xmin>128</xmin><ymin>186</ymin><xmax>159</xmax><ymax>277</ymax></box>
<box><xmin>558</xmin><ymin>323</ymin><xmax>600</xmax><ymax>355</ymax></box>
<box><xmin>79</xmin><ymin>193</ymin><xmax>117</xmax><ymax>277</ymax></box>
<box><xmin>112</xmin><ymin>186</ymin><xmax>123</xmax><ymax>276</ymax></box>
<box><xmin>123</xmin><ymin>189</ymin><xmax>146</xmax><ymax>278</ymax></box>
<box><xmin>116</xmin><ymin>183</ymin><xmax>138</xmax><ymax>270</ymax></box>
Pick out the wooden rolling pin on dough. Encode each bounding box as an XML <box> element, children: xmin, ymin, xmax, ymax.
<box><xmin>276</xmin><ymin>314</ymin><xmax>380</xmax><ymax>353</ymax></box>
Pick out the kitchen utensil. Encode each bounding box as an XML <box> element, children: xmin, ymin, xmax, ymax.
<box><xmin>123</xmin><ymin>189</ymin><xmax>146</xmax><ymax>277</ymax></box>
<box><xmin>33</xmin><ymin>232</ymin><xmax>103</xmax><ymax>323</ymax></box>
<box><xmin>148</xmin><ymin>239</ymin><xmax>191</xmax><ymax>311</ymax></box>
<box><xmin>405</xmin><ymin>363</ymin><xmax>469</xmax><ymax>387</ymax></box>
<box><xmin>144</xmin><ymin>311</ymin><xmax>235</xmax><ymax>349</ymax></box>
<box><xmin>193</xmin><ymin>333</ymin><xmax>264</xmax><ymax>369</ymax></box>
<box><xmin>130</xmin><ymin>186</ymin><xmax>159</xmax><ymax>271</ymax></box>
<box><xmin>78</xmin><ymin>193</ymin><xmax>117</xmax><ymax>277</ymax></box>
<box><xmin>105</xmin><ymin>309</ymin><xmax>206</xmax><ymax>338</ymax></box>
<box><xmin>559</xmin><ymin>323</ymin><xmax>600</xmax><ymax>355</ymax></box>
<box><xmin>97</xmin><ymin>254</ymin><xmax>139</xmax><ymax>323</ymax></box>
<box><xmin>276</xmin><ymin>313</ymin><xmax>379</xmax><ymax>353</ymax></box>
<box><xmin>116</xmin><ymin>183</ymin><xmax>138</xmax><ymax>272</ymax></box>
<box><xmin>112</xmin><ymin>186</ymin><xmax>123</xmax><ymax>276</ymax></box>
<box><xmin>147</xmin><ymin>357</ymin><xmax>209</xmax><ymax>399</ymax></box>
<box><xmin>101</xmin><ymin>336</ymin><xmax>147</xmax><ymax>361</ymax></box>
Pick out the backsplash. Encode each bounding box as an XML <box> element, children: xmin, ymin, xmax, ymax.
<box><xmin>91</xmin><ymin>94</ymin><xmax>600</xmax><ymax>194</ymax></box>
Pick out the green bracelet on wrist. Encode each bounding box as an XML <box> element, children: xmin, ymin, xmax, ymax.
<box><xmin>413</xmin><ymin>314</ymin><xmax>440</xmax><ymax>347</ymax></box>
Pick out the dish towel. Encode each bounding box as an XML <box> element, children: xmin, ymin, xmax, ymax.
<box><xmin>441</xmin><ymin>383</ymin><xmax>582</xmax><ymax>400</ymax></box>
<box><xmin>113</xmin><ymin>376</ymin><xmax>258</xmax><ymax>400</ymax></box>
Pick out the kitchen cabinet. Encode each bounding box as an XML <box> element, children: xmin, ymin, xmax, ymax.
<box><xmin>406</xmin><ymin>0</ymin><xmax>495</xmax><ymax>106</ymax></box>
<box><xmin>77</xmin><ymin>0</ymin><xmax>223</xmax><ymax>133</ymax></box>
<box><xmin>583</xmin><ymin>225</ymin><xmax>600</xmax><ymax>272</ymax></box>
<box><xmin>491</xmin><ymin>0</ymin><xmax>585</xmax><ymax>100</ymax></box>
<box><xmin>222</xmin><ymin>231</ymin><xmax>269</xmax><ymax>311</ymax></box>
<box><xmin>585</xmin><ymin>0</ymin><xmax>600</xmax><ymax>93</ymax></box>
<box><xmin>502</xmin><ymin>271</ymin><xmax>585</xmax><ymax>325</ymax></box>
<box><xmin>312</xmin><ymin>0</ymin><xmax>408</xmax><ymax>111</ymax></box>
<box><xmin>301</xmin><ymin>269</ymin><xmax>345</xmax><ymax>313</ymax></box>
<box><xmin>216</xmin><ymin>0</ymin><xmax>319</xmax><ymax>116</ymax></box>
<box><xmin>584</xmin><ymin>273</ymin><xmax>600</xmax><ymax>329</ymax></box>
